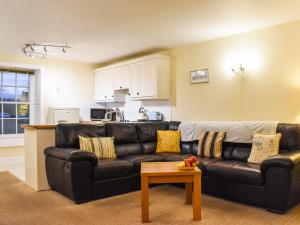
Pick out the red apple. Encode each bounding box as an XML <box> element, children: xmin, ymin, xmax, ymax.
<box><xmin>185</xmin><ymin>160</ymin><xmax>191</xmax><ymax>167</ymax></box>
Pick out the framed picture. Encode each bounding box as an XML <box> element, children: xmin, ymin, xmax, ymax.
<box><xmin>190</xmin><ymin>69</ymin><xmax>209</xmax><ymax>83</ymax></box>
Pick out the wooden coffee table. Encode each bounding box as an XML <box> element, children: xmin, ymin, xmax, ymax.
<box><xmin>140</xmin><ymin>162</ymin><xmax>201</xmax><ymax>223</ymax></box>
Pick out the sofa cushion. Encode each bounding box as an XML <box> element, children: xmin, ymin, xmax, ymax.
<box><xmin>105</xmin><ymin>123</ymin><xmax>139</xmax><ymax>144</ymax></box>
<box><xmin>135</xmin><ymin>122</ymin><xmax>170</xmax><ymax>154</ymax></box>
<box><xmin>135</xmin><ymin>122</ymin><xmax>169</xmax><ymax>142</ymax></box>
<box><xmin>93</xmin><ymin>159</ymin><xmax>133</xmax><ymax>180</ymax></box>
<box><xmin>195</xmin><ymin>156</ymin><xmax>219</xmax><ymax>170</ymax></box>
<box><xmin>121</xmin><ymin>154</ymin><xmax>164</xmax><ymax>173</ymax></box>
<box><xmin>169</xmin><ymin>121</ymin><xmax>181</xmax><ymax>131</ymax></box>
<box><xmin>56</xmin><ymin>123</ymin><xmax>106</xmax><ymax>148</ymax></box>
<box><xmin>79</xmin><ymin>136</ymin><xmax>116</xmax><ymax>159</ymax></box>
<box><xmin>198</xmin><ymin>130</ymin><xmax>226</xmax><ymax>159</ymax></box>
<box><xmin>114</xmin><ymin>143</ymin><xmax>143</xmax><ymax>158</ymax></box>
<box><xmin>276</xmin><ymin>123</ymin><xmax>300</xmax><ymax>152</ymax></box>
<box><xmin>182</xmin><ymin>141</ymin><xmax>200</xmax><ymax>155</ymax></box>
<box><xmin>204</xmin><ymin>160</ymin><xmax>263</xmax><ymax>186</ymax></box>
<box><xmin>156</xmin><ymin>130</ymin><xmax>181</xmax><ymax>153</ymax></box>
<box><xmin>231</xmin><ymin>146</ymin><xmax>252</xmax><ymax>162</ymax></box>
<box><xmin>222</xmin><ymin>142</ymin><xmax>252</xmax><ymax>161</ymax></box>
<box><xmin>141</xmin><ymin>142</ymin><xmax>157</xmax><ymax>154</ymax></box>
<box><xmin>248</xmin><ymin>133</ymin><xmax>281</xmax><ymax>164</ymax></box>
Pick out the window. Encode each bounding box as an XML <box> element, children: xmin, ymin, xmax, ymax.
<box><xmin>0</xmin><ymin>70</ymin><xmax>32</xmax><ymax>134</ymax></box>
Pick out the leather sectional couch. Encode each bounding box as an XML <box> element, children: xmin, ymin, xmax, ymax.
<box><xmin>44</xmin><ymin>121</ymin><xmax>300</xmax><ymax>213</ymax></box>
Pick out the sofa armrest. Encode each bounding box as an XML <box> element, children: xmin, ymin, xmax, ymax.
<box><xmin>261</xmin><ymin>150</ymin><xmax>300</xmax><ymax>172</ymax></box>
<box><xmin>260</xmin><ymin>150</ymin><xmax>300</xmax><ymax>213</ymax></box>
<box><xmin>45</xmin><ymin>147</ymin><xmax>97</xmax><ymax>203</ymax></box>
<box><xmin>45</xmin><ymin>147</ymin><xmax>98</xmax><ymax>166</ymax></box>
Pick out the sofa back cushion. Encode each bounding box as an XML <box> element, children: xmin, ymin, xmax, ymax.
<box><xmin>105</xmin><ymin>123</ymin><xmax>138</xmax><ymax>144</ymax></box>
<box><xmin>181</xmin><ymin>141</ymin><xmax>198</xmax><ymax>155</ymax></box>
<box><xmin>135</xmin><ymin>122</ymin><xmax>169</xmax><ymax>154</ymax></box>
<box><xmin>224</xmin><ymin>143</ymin><xmax>252</xmax><ymax>162</ymax></box>
<box><xmin>181</xmin><ymin>140</ymin><xmax>252</xmax><ymax>161</ymax></box>
<box><xmin>55</xmin><ymin>124</ymin><xmax>106</xmax><ymax>148</ymax></box>
<box><xmin>114</xmin><ymin>143</ymin><xmax>142</xmax><ymax>158</ymax></box>
<box><xmin>180</xmin><ymin>123</ymin><xmax>300</xmax><ymax>160</ymax></box>
<box><xmin>105</xmin><ymin>123</ymin><xmax>142</xmax><ymax>157</ymax></box>
<box><xmin>169</xmin><ymin>121</ymin><xmax>181</xmax><ymax>131</ymax></box>
<box><xmin>277</xmin><ymin>123</ymin><xmax>300</xmax><ymax>152</ymax></box>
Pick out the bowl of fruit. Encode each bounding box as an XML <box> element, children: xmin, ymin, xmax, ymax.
<box><xmin>176</xmin><ymin>156</ymin><xmax>199</xmax><ymax>171</ymax></box>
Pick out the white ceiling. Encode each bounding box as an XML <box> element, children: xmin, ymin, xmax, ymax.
<box><xmin>1</xmin><ymin>0</ymin><xmax>300</xmax><ymax>63</ymax></box>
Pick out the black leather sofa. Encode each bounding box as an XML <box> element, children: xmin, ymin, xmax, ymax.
<box><xmin>44</xmin><ymin>122</ymin><xmax>300</xmax><ymax>213</ymax></box>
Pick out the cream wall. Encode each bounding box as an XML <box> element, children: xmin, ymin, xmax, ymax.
<box><xmin>0</xmin><ymin>54</ymin><xmax>94</xmax><ymax>122</ymax></box>
<box><xmin>168</xmin><ymin>20</ymin><xmax>300</xmax><ymax>123</ymax></box>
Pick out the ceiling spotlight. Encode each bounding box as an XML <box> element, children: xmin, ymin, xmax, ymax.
<box><xmin>22</xmin><ymin>42</ymin><xmax>71</xmax><ymax>59</ymax></box>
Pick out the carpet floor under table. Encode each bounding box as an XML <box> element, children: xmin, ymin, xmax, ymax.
<box><xmin>0</xmin><ymin>171</ymin><xmax>299</xmax><ymax>225</ymax></box>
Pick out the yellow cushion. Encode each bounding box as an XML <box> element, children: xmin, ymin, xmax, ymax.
<box><xmin>197</xmin><ymin>130</ymin><xmax>226</xmax><ymax>159</ymax></box>
<box><xmin>79</xmin><ymin>136</ymin><xmax>116</xmax><ymax>159</ymax></box>
<box><xmin>248</xmin><ymin>133</ymin><xmax>281</xmax><ymax>164</ymax></box>
<box><xmin>156</xmin><ymin>130</ymin><xmax>181</xmax><ymax>153</ymax></box>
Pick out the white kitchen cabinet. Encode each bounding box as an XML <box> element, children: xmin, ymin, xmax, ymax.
<box><xmin>128</xmin><ymin>63</ymin><xmax>139</xmax><ymax>97</ymax></box>
<box><xmin>129</xmin><ymin>57</ymin><xmax>170</xmax><ymax>100</ymax></box>
<box><xmin>95</xmin><ymin>70</ymin><xmax>124</xmax><ymax>102</ymax></box>
<box><xmin>137</xmin><ymin>59</ymin><xmax>157</xmax><ymax>98</ymax></box>
<box><xmin>114</xmin><ymin>65</ymin><xmax>130</xmax><ymax>90</ymax></box>
<box><xmin>94</xmin><ymin>54</ymin><xmax>170</xmax><ymax>102</ymax></box>
<box><xmin>95</xmin><ymin>71</ymin><xmax>106</xmax><ymax>101</ymax></box>
<box><xmin>104</xmin><ymin>69</ymin><xmax>115</xmax><ymax>101</ymax></box>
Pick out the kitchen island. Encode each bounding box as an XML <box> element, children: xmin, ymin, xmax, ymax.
<box><xmin>23</xmin><ymin>124</ymin><xmax>56</xmax><ymax>191</ymax></box>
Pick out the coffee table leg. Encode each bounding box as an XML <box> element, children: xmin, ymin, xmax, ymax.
<box><xmin>185</xmin><ymin>183</ymin><xmax>192</xmax><ymax>204</ymax></box>
<box><xmin>141</xmin><ymin>176</ymin><xmax>149</xmax><ymax>223</ymax></box>
<box><xmin>193</xmin><ymin>174</ymin><xmax>201</xmax><ymax>220</ymax></box>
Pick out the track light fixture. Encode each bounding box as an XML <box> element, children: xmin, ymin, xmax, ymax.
<box><xmin>22</xmin><ymin>42</ymin><xmax>71</xmax><ymax>59</ymax></box>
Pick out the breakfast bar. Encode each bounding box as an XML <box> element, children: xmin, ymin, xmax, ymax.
<box><xmin>23</xmin><ymin>124</ymin><xmax>56</xmax><ymax>191</ymax></box>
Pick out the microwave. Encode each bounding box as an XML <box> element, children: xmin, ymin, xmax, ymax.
<box><xmin>90</xmin><ymin>108</ymin><xmax>107</xmax><ymax>121</ymax></box>
<box><xmin>90</xmin><ymin>108</ymin><xmax>116</xmax><ymax>121</ymax></box>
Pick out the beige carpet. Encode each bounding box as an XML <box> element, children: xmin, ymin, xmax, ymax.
<box><xmin>0</xmin><ymin>172</ymin><xmax>299</xmax><ymax>225</ymax></box>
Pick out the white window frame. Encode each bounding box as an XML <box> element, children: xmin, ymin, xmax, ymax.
<box><xmin>0</xmin><ymin>61</ymin><xmax>44</xmax><ymax>147</ymax></box>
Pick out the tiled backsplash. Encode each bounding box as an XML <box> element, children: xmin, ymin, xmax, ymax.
<box><xmin>56</xmin><ymin>94</ymin><xmax>172</xmax><ymax>122</ymax></box>
<box><xmin>97</xmin><ymin>95</ymin><xmax>171</xmax><ymax>121</ymax></box>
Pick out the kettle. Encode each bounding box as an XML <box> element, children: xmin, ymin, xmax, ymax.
<box><xmin>137</xmin><ymin>107</ymin><xmax>148</xmax><ymax>121</ymax></box>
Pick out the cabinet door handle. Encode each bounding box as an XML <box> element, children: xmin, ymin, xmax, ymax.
<box><xmin>105</xmin><ymin>96</ymin><xmax>107</xmax><ymax>98</ymax></box>
<box><xmin>111</xmin><ymin>95</ymin><xmax>114</xmax><ymax>98</ymax></box>
<box><xmin>128</xmin><ymin>93</ymin><xmax>131</xmax><ymax>96</ymax></box>
<box><xmin>120</xmin><ymin>86</ymin><xmax>122</xmax><ymax>89</ymax></box>
<box><xmin>137</xmin><ymin>92</ymin><xmax>139</xmax><ymax>95</ymax></box>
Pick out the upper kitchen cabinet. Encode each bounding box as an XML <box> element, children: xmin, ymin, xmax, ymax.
<box><xmin>94</xmin><ymin>54</ymin><xmax>171</xmax><ymax>102</ymax></box>
<box><xmin>94</xmin><ymin>69</ymin><xmax>124</xmax><ymax>102</ymax></box>
<box><xmin>95</xmin><ymin>71</ymin><xmax>106</xmax><ymax>101</ymax></box>
<box><xmin>129</xmin><ymin>56</ymin><xmax>170</xmax><ymax>100</ymax></box>
<box><xmin>114</xmin><ymin>65</ymin><xmax>130</xmax><ymax>90</ymax></box>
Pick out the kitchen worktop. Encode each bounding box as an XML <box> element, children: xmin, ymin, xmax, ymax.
<box><xmin>22</xmin><ymin>124</ymin><xmax>57</xmax><ymax>129</ymax></box>
<box><xmin>22</xmin><ymin>120</ymin><xmax>165</xmax><ymax>129</ymax></box>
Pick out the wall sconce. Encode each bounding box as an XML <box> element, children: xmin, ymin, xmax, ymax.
<box><xmin>232</xmin><ymin>64</ymin><xmax>245</xmax><ymax>77</ymax></box>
